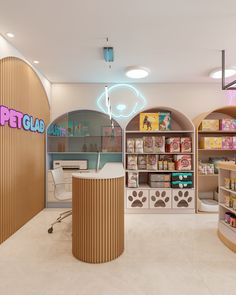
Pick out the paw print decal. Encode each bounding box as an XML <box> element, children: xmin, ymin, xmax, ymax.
<box><xmin>174</xmin><ymin>190</ymin><xmax>192</xmax><ymax>208</ymax></box>
<box><xmin>151</xmin><ymin>191</ymin><xmax>170</xmax><ymax>208</ymax></box>
<box><xmin>128</xmin><ymin>190</ymin><xmax>147</xmax><ymax>208</ymax></box>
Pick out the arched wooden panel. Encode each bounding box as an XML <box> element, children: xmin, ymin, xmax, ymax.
<box><xmin>0</xmin><ymin>57</ymin><xmax>50</xmax><ymax>244</ymax></box>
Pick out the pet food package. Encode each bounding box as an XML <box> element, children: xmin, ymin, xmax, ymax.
<box><xmin>174</xmin><ymin>155</ymin><xmax>192</xmax><ymax>171</ymax></box>
<box><xmin>222</xmin><ymin>137</ymin><xmax>233</xmax><ymax>150</ymax></box>
<box><xmin>149</xmin><ymin>173</ymin><xmax>171</xmax><ymax>182</ymax></box>
<box><xmin>220</xmin><ymin>119</ymin><xmax>236</xmax><ymax>131</ymax></box>
<box><xmin>198</xmin><ymin>162</ymin><xmax>214</xmax><ymax>175</ymax></box>
<box><xmin>147</xmin><ymin>155</ymin><xmax>158</xmax><ymax>170</ymax></box>
<box><xmin>200</xmin><ymin>137</ymin><xmax>222</xmax><ymax>149</ymax></box>
<box><xmin>127</xmin><ymin>138</ymin><xmax>135</xmax><ymax>153</ymax></box>
<box><xmin>159</xmin><ymin>112</ymin><xmax>171</xmax><ymax>131</ymax></box>
<box><xmin>127</xmin><ymin>172</ymin><xmax>139</xmax><ymax>188</ymax></box>
<box><xmin>137</xmin><ymin>155</ymin><xmax>147</xmax><ymax>169</ymax></box>
<box><xmin>143</xmin><ymin>136</ymin><xmax>154</xmax><ymax>153</ymax></box>
<box><xmin>149</xmin><ymin>181</ymin><xmax>171</xmax><ymax>188</ymax></box>
<box><xmin>181</xmin><ymin>137</ymin><xmax>192</xmax><ymax>153</ymax></box>
<box><xmin>233</xmin><ymin>137</ymin><xmax>236</xmax><ymax>149</ymax></box>
<box><xmin>171</xmin><ymin>172</ymin><xmax>193</xmax><ymax>181</ymax></box>
<box><xmin>153</xmin><ymin>136</ymin><xmax>165</xmax><ymax>153</ymax></box>
<box><xmin>139</xmin><ymin>113</ymin><xmax>159</xmax><ymax>131</ymax></box>
<box><xmin>171</xmin><ymin>181</ymin><xmax>193</xmax><ymax>189</ymax></box>
<box><xmin>168</xmin><ymin>162</ymin><xmax>175</xmax><ymax>170</ymax></box>
<box><xmin>135</xmin><ymin>138</ymin><xmax>144</xmax><ymax>153</ymax></box>
<box><xmin>199</xmin><ymin>119</ymin><xmax>219</xmax><ymax>131</ymax></box>
<box><xmin>127</xmin><ymin>155</ymin><xmax>138</xmax><ymax>170</ymax></box>
<box><xmin>166</xmin><ymin>137</ymin><xmax>181</xmax><ymax>153</ymax></box>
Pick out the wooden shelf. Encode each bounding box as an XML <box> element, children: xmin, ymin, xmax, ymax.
<box><xmin>126</xmin><ymin>130</ymin><xmax>193</xmax><ymax>134</ymax></box>
<box><xmin>198</xmin><ymin>149</ymin><xmax>236</xmax><ymax>151</ymax></box>
<box><xmin>199</xmin><ymin>130</ymin><xmax>236</xmax><ymax>134</ymax></box>
<box><xmin>126</xmin><ymin>152</ymin><xmax>193</xmax><ymax>155</ymax></box>
<box><xmin>219</xmin><ymin>186</ymin><xmax>236</xmax><ymax>195</ymax></box>
<box><xmin>198</xmin><ymin>174</ymin><xmax>218</xmax><ymax>177</ymax></box>
<box><xmin>219</xmin><ymin>203</ymin><xmax>236</xmax><ymax>214</ymax></box>
<box><xmin>48</xmin><ymin>152</ymin><xmax>122</xmax><ymax>154</ymax></box>
<box><xmin>126</xmin><ymin>169</ymin><xmax>194</xmax><ymax>173</ymax></box>
<box><xmin>219</xmin><ymin>220</ymin><xmax>236</xmax><ymax>233</ymax></box>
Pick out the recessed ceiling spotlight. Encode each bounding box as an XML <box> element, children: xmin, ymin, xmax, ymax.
<box><xmin>116</xmin><ymin>104</ymin><xmax>127</xmax><ymax>111</ymax></box>
<box><xmin>6</xmin><ymin>32</ymin><xmax>15</xmax><ymax>38</ymax></box>
<box><xmin>33</xmin><ymin>60</ymin><xmax>39</xmax><ymax>64</ymax></box>
<box><xmin>126</xmin><ymin>66</ymin><xmax>150</xmax><ymax>79</ymax></box>
<box><xmin>209</xmin><ymin>68</ymin><xmax>236</xmax><ymax>79</ymax></box>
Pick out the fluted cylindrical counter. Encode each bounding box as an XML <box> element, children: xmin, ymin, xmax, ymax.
<box><xmin>72</xmin><ymin>163</ymin><xmax>125</xmax><ymax>263</ymax></box>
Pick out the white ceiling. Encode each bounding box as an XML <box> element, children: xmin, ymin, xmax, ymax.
<box><xmin>1</xmin><ymin>0</ymin><xmax>236</xmax><ymax>83</ymax></box>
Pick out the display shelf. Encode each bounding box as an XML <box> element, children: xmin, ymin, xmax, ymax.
<box><xmin>198</xmin><ymin>174</ymin><xmax>218</xmax><ymax>177</ymax></box>
<box><xmin>48</xmin><ymin>152</ymin><xmax>122</xmax><ymax>154</ymax></box>
<box><xmin>220</xmin><ymin>186</ymin><xmax>236</xmax><ymax>195</ymax></box>
<box><xmin>193</xmin><ymin>106</ymin><xmax>236</xmax><ymax>213</ymax></box>
<box><xmin>125</xmin><ymin>106</ymin><xmax>195</xmax><ymax>213</ymax></box>
<box><xmin>218</xmin><ymin>162</ymin><xmax>236</xmax><ymax>252</ymax></box>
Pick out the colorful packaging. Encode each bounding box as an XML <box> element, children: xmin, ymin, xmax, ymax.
<box><xmin>140</xmin><ymin>113</ymin><xmax>159</xmax><ymax>131</ymax></box>
<box><xmin>153</xmin><ymin>136</ymin><xmax>165</xmax><ymax>153</ymax></box>
<box><xmin>147</xmin><ymin>155</ymin><xmax>158</xmax><ymax>170</ymax></box>
<box><xmin>200</xmin><ymin>119</ymin><xmax>219</xmax><ymax>131</ymax></box>
<box><xmin>127</xmin><ymin>172</ymin><xmax>139</xmax><ymax>188</ymax></box>
<box><xmin>181</xmin><ymin>137</ymin><xmax>192</xmax><ymax>153</ymax></box>
<box><xmin>222</xmin><ymin>137</ymin><xmax>233</xmax><ymax>150</ymax></box>
<box><xmin>137</xmin><ymin>155</ymin><xmax>147</xmax><ymax>169</ymax></box>
<box><xmin>171</xmin><ymin>181</ymin><xmax>193</xmax><ymax>189</ymax></box>
<box><xmin>200</xmin><ymin>137</ymin><xmax>222</xmax><ymax>149</ymax></box>
<box><xmin>166</xmin><ymin>137</ymin><xmax>181</xmax><ymax>153</ymax></box>
<box><xmin>135</xmin><ymin>138</ymin><xmax>144</xmax><ymax>153</ymax></box>
<box><xmin>224</xmin><ymin>195</ymin><xmax>232</xmax><ymax>207</ymax></box>
<box><xmin>174</xmin><ymin>155</ymin><xmax>192</xmax><ymax>171</ymax></box>
<box><xmin>230</xmin><ymin>216</ymin><xmax>236</xmax><ymax>228</ymax></box>
<box><xmin>220</xmin><ymin>119</ymin><xmax>236</xmax><ymax>131</ymax></box>
<box><xmin>143</xmin><ymin>136</ymin><xmax>154</xmax><ymax>153</ymax></box>
<box><xmin>198</xmin><ymin>162</ymin><xmax>215</xmax><ymax>175</ymax></box>
<box><xmin>159</xmin><ymin>112</ymin><xmax>171</xmax><ymax>131</ymax></box>
<box><xmin>233</xmin><ymin>137</ymin><xmax>236</xmax><ymax>149</ymax></box>
<box><xmin>127</xmin><ymin>155</ymin><xmax>138</xmax><ymax>170</ymax></box>
<box><xmin>127</xmin><ymin>138</ymin><xmax>135</xmax><ymax>153</ymax></box>
<box><xmin>172</xmin><ymin>172</ymin><xmax>193</xmax><ymax>181</ymax></box>
<box><xmin>149</xmin><ymin>173</ymin><xmax>171</xmax><ymax>182</ymax></box>
<box><xmin>168</xmin><ymin>162</ymin><xmax>175</xmax><ymax>170</ymax></box>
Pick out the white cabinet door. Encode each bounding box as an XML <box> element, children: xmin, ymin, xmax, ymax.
<box><xmin>172</xmin><ymin>189</ymin><xmax>195</xmax><ymax>209</ymax></box>
<box><xmin>149</xmin><ymin>189</ymin><xmax>171</xmax><ymax>209</ymax></box>
<box><xmin>126</xmin><ymin>189</ymin><xmax>149</xmax><ymax>209</ymax></box>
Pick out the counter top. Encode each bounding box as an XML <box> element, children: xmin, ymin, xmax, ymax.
<box><xmin>72</xmin><ymin>163</ymin><xmax>124</xmax><ymax>179</ymax></box>
<box><xmin>218</xmin><ymin>161</ymin><xmax>236</xmax><ymax>171</ymax></box>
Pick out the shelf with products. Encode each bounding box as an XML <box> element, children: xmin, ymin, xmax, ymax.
<box><xmin>125</xmin><ymin>107</ymin><xmax>195</xmax><ymax>213</ymax></box>
<box><xmin>218</xmin><ymin>162</ymin><xmax>236</xmax><ymax>252</ymax></box>
<box><xmin>47</xmin><ymin>109</ymin><xmax>123</xmax><ymax>207</ymax></box>
<box><xmin>193</xmin><ymin>106</ymin><xmax>236</xmax><ymax>213</ymax></box>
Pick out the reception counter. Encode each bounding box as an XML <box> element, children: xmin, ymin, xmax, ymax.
<box><xmin>72</xmin><ymin>163</ymin><xmax>125</xmax><ymax>263</ymax></box>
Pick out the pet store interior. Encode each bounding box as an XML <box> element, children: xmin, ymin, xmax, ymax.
<box><xmin>1</xmin><ymin>1</ymin><xmax>236</xmax><ymax>294</ymax></box>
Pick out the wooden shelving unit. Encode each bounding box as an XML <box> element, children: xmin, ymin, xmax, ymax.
<box><xmin>218</xmin><ymin>161</ymin><xmax>236</xmax><ymax>252</ymax></box>
<box><xmin>193</xmin><ymin>106</ymin><xmax>236</xmax><ymax>213</ymax></box>
<box><xmin>125</xmin><ymin>107</ymin><xmax>195</xmax><ymax>213</ymax></box>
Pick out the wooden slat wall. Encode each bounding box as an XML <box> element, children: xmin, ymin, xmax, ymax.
<box><xmin>0</xmin><ymin>57</ymin><xmax>50</xmax><ymax>244</ymax></box>
<box><xmin>72</xmin><ymin>177</ymin><xmax>124</xmax><ymax>263</ymax></box>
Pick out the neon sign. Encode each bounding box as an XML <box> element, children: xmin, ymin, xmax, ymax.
<box><xmin>0</xmin><ymin>105</ymin><xmax>45</xmax><ymax>133</ymax></box>
<box><xmin>97</xmin><ymin>84</ymin><xmax>147</xmax><ymax>118</ymax></box>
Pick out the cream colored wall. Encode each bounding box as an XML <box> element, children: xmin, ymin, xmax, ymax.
<box><xmin>51</xmin><ymin>83</ymin><xmax>233</xmax><ymax>127</ymax></box>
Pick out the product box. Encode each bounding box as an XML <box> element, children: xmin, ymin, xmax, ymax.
<box><xmin>159</xmin><ymin>112</ymin><xmax>171</xmax><ymax>131</ymax></box>
<box><xmin>198</xmin><ymin>162</ymin><xmax>214</xmax><ymax>175</ymax></box>
<box><xmin>168</xmin><ymin>162</ymin><xmax>175</xmax><ymax>170</ymax></box>
<box><xmin>181</xmin><ymin>137</ymin><xmax>192</xmax><ymax>153</ymax></box>
<box><xmin>233</xmin><ymin>137</ymin><xmax>236</xmax><ymax>149</ymax></box>
<box><xmin>220</xmin><ymin>119</ymin><xmax>236</xmax><ymax>131</ymax></box>
<box><xmin>135</xmin><ymin>138</ymin><xmax>144</xmax><ymax>153</ymax></box>
<box><xmin>166</xmin><ymin>137</ymin><xmax>181</xmax><ymax>153</ymax></box>
<box><xmin>199</xmin><ymin>137</ymin><xmax>222</xmax><ymax>149</ymax></box>
<box><xmin>147</xmin><ymin>155</ymin><xmax>158</xmax><ymax>170</ymax></box>
<box><xmin>140</xmin><ymin>113</ymin><xmax>159</xmax><ymax>131</ymax></box>
<box><xmin>153</xmin><ymin>136</ymin><xmax>165</xmax><ymax>153</ymax></box>
<box><xmin>171</xmin><ymin>181</ymin><xmax>193</xmax><ymax>189</ymax></box>
<box><xmin>149</xmin><ymin>173</ymin><xmax>171</xmax><ymax>182</ymax></box>
<box><xmin>143</xmin><ymin>136</ymin><xmax>154</xmax><ymax>153</ymax></box>
<box><xmin>222</xmin><ymin>137</ymin><xmax>233</xmax><ymax>150</ymax></box>
<box><xmin>137</xmin><ymin>155</ymin><xmax>147</xmax><ymax>170</ymax></box>
<box><xmin>171</xmin><ymin>172</ymin><xmax>193</xmax><ymax>181</ymax></box>
<box><xmin>127</xmin><ymin>138</ymin><xmax>135</xmax><ymax>153</ymax></box>
<box><xmin>174</xmin><ymin>155</ymin><xmax>192</xmax><ymax>171</ymax></box>
<box><xmin>200</xmin><ymin>119</ymin><xmax>219</xmax><ymax>131</ymax></box>
<box><xmin>127</xmin><ymin>155</ymin><xmax>138</xmax><ymax>170</ymax></box>
<box><xmin>127</xmin><ymin>172</ymin><xmax>139</xmax><ymax>188</ymax></box>
<box><xmin>149</xmin><ymin>181</ymin><xmax>171</xmax><ymax>188</ymax></box>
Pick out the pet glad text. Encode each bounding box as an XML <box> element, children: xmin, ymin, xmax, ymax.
<box><xmin>0</xmin><ymin>105</ymin><xmax>45</xmax><ymax>133</ymax></box>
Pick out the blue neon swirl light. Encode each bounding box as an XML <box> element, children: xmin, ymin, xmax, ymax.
<box><xmin>97</xmin><ymin>84</ymin><xmax>147</xmax><ymax>118</ymax></box>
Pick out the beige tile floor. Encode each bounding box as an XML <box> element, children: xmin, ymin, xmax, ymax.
<box><xmin>0</xmin><ymin>210</ymin><xmax>235</xmax><ymax>295</ymax></box>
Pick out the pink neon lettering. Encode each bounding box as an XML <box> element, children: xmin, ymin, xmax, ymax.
<box><xmin>0</xmin><ymin>106</ymin><xmax>10</xmax><ymax>126</ymax></box>
<box><xmin>14</xmin><ymin>111</ymin><xmax>23</xmax><ymax>128</ymax></box>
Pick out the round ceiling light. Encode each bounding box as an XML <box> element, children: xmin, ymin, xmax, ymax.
<box><xmin>209</xmin><ymin>68</ymin><xmax>236</xmax><ymax>79</ymax></box>
<box><xmin>6</xmin><ymin>32</ymin><xmax>15</xmax><ymax>38</ymax></box>
<box><xmin>126</xmin><ymin>66</ymin><xmax>150</xmax><ymax>79</ymax></box>
<box><xmin>33</xmin><ymin>60</ymin><xmax>39</xmax><ymax>64</ymax></box>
